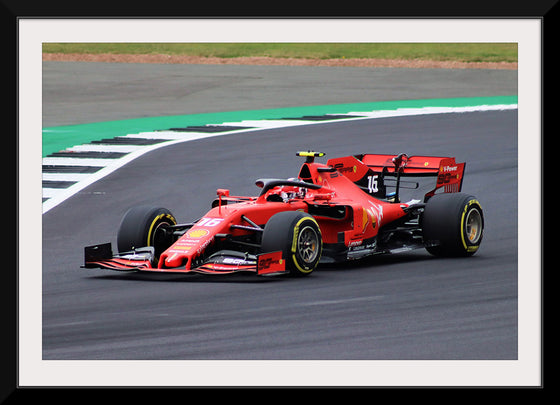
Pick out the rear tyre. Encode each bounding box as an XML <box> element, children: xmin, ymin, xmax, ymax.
<box><xmin>261</xmin><ymin>211</ymin><xmax>322</xmax><ymax>276</ymax></box>
<box><xmin>117</xmin><ymin>205</ymin><xmax>177</xmax><ymax>259</ymax></box>
<box><xmin>422</xmin><ymin>193</ymin><xmax>484</xmax><ymax>257</ymax></box>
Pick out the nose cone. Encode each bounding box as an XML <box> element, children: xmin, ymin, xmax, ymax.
<box><xmin>163</xmin><ymin>253</ymin><xmax>185</xmax><ymax>268</ymax></box>
<box><xmin>157</xmin><ymin>250</ymin><xmax>190</xmax><ymax>269</ymax></box>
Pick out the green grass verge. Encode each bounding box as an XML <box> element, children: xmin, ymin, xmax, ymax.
<box><xmin>42</xmin><ymin>43</ymin><xmax>518</xmax><ymax>63</ymax></box>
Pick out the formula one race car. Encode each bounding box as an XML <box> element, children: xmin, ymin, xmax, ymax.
<box><xmin>83</xmin><ymin>151</ymin><xmax>484</xmax><ymax>276</ymax></box>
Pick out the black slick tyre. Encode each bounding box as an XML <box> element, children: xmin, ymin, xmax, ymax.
<box><xmin>117</xmin><ymin>205</ymin><xmax>177</xmax><ymax>259</ymax></box>
<box><xmin>422</xmin><ymin>193</ymin><xmax>484</xmax><ymax>257</ymax></box>
<box><xmin>261</xmin><ymin>211</ymin><xmax>322</xmax><ymax>276</ymax></box>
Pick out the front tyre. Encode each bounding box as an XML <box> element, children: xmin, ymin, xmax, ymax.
<box><xmin>261</xmin><ymin>211</ymin><xmax>322</xmax><ymax>276</ymax></box>
<box><xmin>422</xmin><ymin>193</ymin><xmax>484</xmax><ymax>257</ymax></box>
<box><xmin>117</xmin><ymin>205</ymin><xmax>177</xmax><ymax>259</ymax></box>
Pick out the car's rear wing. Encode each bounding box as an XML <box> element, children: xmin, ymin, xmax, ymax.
<box><xmin>327</xmin><ymin>153</ymin><xmax>465</xmax><ymax>201</ymax></box>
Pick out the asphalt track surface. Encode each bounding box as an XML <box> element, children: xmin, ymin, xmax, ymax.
<box><xmin>42</xmin><ymin>110</ymin><xmax>518</xmax><ymax>360</ymax></box>
<box><xmin>41</xmin><ymin>62</ymin><xmax>518</xmax><ymax>362</ymax></box>
<box><xmin>42</xmin><ymin>62</ymin><xmax>517</xmax><ymax>127</ymax></box>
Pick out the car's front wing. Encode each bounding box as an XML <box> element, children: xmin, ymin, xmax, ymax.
<box><xmin>82</xmin><ymin>243</ymin><xmax>287</xmax><ymax>276</ymax></box>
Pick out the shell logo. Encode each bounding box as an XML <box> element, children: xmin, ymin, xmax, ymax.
<box><xmin>187</xmin><ymin>229</ymin><xmax>209</xmax><ymax>238</ymax></box>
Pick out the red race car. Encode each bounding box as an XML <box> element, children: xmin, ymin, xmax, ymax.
<box><xmin>83</xmin><ymin>151</ymin><xmax>484</xmax><ymax>277</ymax></box>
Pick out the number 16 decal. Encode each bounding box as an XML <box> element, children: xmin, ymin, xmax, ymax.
<box><xmin>197</xmin><ymin>217</ymin><xmax>224</xmax><ymax>227</ymax></box>
<box><xmin>367</xmin><ymin>175</ymin><xmax>378</xmax><ymax>193</ymax></box>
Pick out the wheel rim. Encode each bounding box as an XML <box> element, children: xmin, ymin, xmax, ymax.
<box><xmin>297</xmin><ymin>226</ymin><xmax>319</xmax><ymax>263</ymax></box>
<box><xmin>465</xmin><ymin>208</ymin><xmax>482</xmax><ymax>244</ymax></box>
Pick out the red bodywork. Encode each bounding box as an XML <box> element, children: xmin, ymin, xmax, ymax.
<box><xmin>84</xmin><ymin>152</ymin><xmax>465</xmax><ymax>276</ymax></box>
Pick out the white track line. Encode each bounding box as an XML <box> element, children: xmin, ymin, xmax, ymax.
<box><xmin>121</xmin><ymin>131</ymin><xmax>205</xmax><ymax>140</ymax></box>
<box><xmin>346</xmin><ymin>104</ymin><xmax>518</xmax><ymax>118</ymax></box>
<box><xmin>42</xmin><ymin>157</ymin><xmax>119</xmax><ymax>167</ymax></box>
<box><xmin>42</xmin><ymin>172</ymin><xmax>92</xmax><ymax>182</ymax></box>
<box><xmin>219</xmin><ymin>119</ymin><xmax>331</xmax><ymax>129</ymax></box>
<box><xmin>67</xmin><ymin>144</ymin><xmax>146</xmax><ymax>153</ymax></box>
<box><xmin>42</xmin><ymin>188</ymin><xmax>65</xmax><ymax>199</ymax></box>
